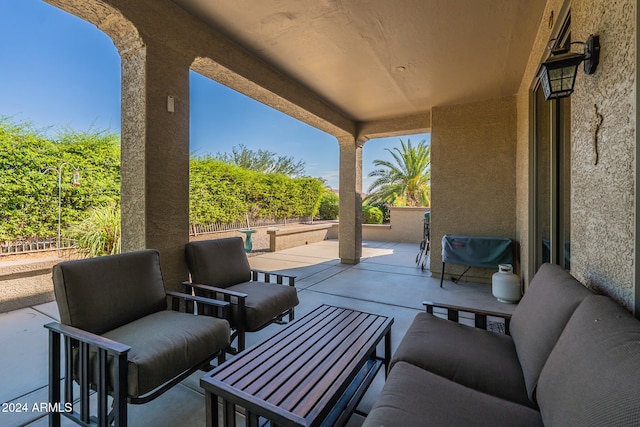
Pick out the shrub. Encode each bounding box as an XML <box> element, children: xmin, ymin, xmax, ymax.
<box><xmin>317</xmin><ymin>191</ymin><xmax>339</xmax><ymax>220</ymax></box>
<box><xmin>362</xmin><ymin>205</ymin><xmax>383</xmax><ymax>224</ymax></box>
<box><xmin>70</xmin><ymin>203</ymin><xmax>121</xmax><ymax>257</ymax></box>
<box><xmin>368</xmin><ymin>201</ymin><xmax>390</xmax><ymax>223</ymax></box>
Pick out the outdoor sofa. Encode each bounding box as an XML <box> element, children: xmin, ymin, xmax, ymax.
<box><xmin>363</xmin><ymin>263</ymin><xmax>640</xmax><ymax>426</ymax></box>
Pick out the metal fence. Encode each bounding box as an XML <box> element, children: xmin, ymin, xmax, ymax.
<box><xmin>190</xmin><ymin>216</ymin><xmax>313</xmax><ymax>236</ymax></box>
<box><xmin>0</xmin><ymin>217</ymin><xmax>314</xmax><ymax>255</ymax></box>
<box><xmin>0</xmin><ymin>236</ymin><xmax>75</xmax><ymax>256</ymax></box>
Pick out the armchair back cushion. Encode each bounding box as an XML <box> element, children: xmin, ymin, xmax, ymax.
<box><xmin>509</xmin><ymin>263</ymin><xmax>593</xmax><ymax>401</ymax></box>
<box><xmin>53</xmin><ymin>250</ymin><xmax>167</xmax><ymax>335</ymax></box>
<box><xmin>185</xmin><ymin>238</ymin><xmax>251</xmax><ymax>288</ymax></box>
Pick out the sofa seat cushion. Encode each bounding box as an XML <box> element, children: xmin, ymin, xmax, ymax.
<box><xmin>391</xmin><ymin>312</ymin><xmax>533</xmax><ymax>408</ymax></box>
<box><xmin>537</xmin><ymin>295</ymin><xmax>640</xmax><ymax>427</ymax></box>
<box><xmin>509</xmin><ymin>263</ymin><xmax>593</xmax><ymax>401</ymax></box>
<box><xmin>363</xmin><ymin>361</ymin><xmax>543</xmax><ymax>427</ymax></box>
<box><xmin>227</xmin><ymin>282</ymin><xmax>299</xmax><ymax>331</ymax></box>
<box><xmin>102</xmin><ymin>310</ymin><xmax>230</xmax><ymax>397</ymax></box>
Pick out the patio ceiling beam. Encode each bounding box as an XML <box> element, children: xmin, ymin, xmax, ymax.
<box><xmin>357</xmin><ymin>111</ymin><xmax>432</xmax><ymax>142</ymax></box>
<box><xmin>191</xmin><ymin>57</ymin><xmax>356</xmax><ymax>139</ymax></box>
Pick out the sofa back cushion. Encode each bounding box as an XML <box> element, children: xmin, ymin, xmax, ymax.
<box><xmin>510</xmin><ymin>263</ymin><xmax>593</xmax><ymax>401</ymax></box>
<box><xmin>53</xmin><ymin>249</ymin><xmax>167</xmax><ymax>335</ymax></box>
<box><xmin>185</xmin><ymin>238</ymin><xmax>251</xmax><ymax>288</ymax></box>
<box><xmin>537</xmin><ymin>295</ymin><xmax>640</xmax><ymax>426</ymax></box>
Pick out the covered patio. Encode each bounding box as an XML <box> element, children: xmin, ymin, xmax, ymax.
<box><xmin>37</xmin><ymin>0</ymin><xmax>529</xmax><ymax>283</ymax></box>
<box><xmin>37</xmin><ymin>0</ymin><xmax>638</xmax><ymax>317</ymax></box>
<box><xmin>2</xmin><ymin>0</ymin><xmax>639</xmax><ymax>424</ymax></box>
<box><xmin>0</xmin><ymin>240</ymin><xmax>512</xmax><ymax>426</ymax></box>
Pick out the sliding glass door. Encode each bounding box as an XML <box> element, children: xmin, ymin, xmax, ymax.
<box><xmin>533</xmin><ymin>83</ymin><xmax>571</xmax><ymax>271</ymax></box>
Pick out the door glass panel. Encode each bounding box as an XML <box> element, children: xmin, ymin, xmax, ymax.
<box><xmin>533</xmin><ymin>86</ymin><xmax>571</xmax><ymax>272</ymax></box>
<box><xmin>535</xmin><ymin>85</ymin><xmax>551</xmax><ymax>269</ymax></box>
<box><xmin>558</xmin><ymin>96</ymin><xmax>571</xmax><ymax>269</ymax></box>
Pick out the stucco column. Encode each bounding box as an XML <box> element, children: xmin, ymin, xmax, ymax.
<box><xmin>120</xmin><ymin>43</ymin><xmax>191</xmax><ymax>290</ymax></box>
<box><xmin>337</xmin><ymin>136</ymin><xmax>363</xmax><ymax>264</ymax></box>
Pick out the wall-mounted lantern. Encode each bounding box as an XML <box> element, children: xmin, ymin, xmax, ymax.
<box><xmin>538</xmin><ymin>34</ymin><xmax>600</xmax><ymax>100</ymax></box>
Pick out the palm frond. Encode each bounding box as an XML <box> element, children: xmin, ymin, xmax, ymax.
<box><xmin>366</xmin><ymin>138</ymin><xmax>431</xmax><ymax>207</ymax></box>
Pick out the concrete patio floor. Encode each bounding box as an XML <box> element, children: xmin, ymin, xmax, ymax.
<box><xmin>0</xmin><ymin>239</ymin><xmax>516</xmax><ymax>427</ymax></box>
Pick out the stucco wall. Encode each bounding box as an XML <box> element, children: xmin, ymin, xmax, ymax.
<box><xmin>385</xmin><ymin>207</ymin><xmax>428</xmax><ymax>243</ymax></box>
<box><xmin>570</xmin><ymin>0</ymin><xmax>636</xmax><ymax>310</ymax></box>
<box><xmin>515</xmin><ymin>0</ymin><xmax>636</xmax><ymax>312</ymax></box>
<box><xmin>430</xmin><ymin>96</ymin><xmax>517</xmax><ymax>283</ymax></box>
<box><xmin>326</xmin><ymin>207</ymin><xmax>427</xmax><ymax>243</ymax></box>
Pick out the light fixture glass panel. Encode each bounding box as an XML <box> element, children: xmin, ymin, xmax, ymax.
<box><xmin>540</xmin><ymin>74</ymin><xmax>552</xmax><ymax>99</ymax></box>
<box><xmin>538</xmin><ymin>51</ymin><xmax>585</xmax><ymax>100</ymax></box>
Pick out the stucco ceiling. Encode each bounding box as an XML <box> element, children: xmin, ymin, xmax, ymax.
<box><xmin>170</xmin><ymin>0</ymin><xmax>546</xmax><ymax>123</ymax></box>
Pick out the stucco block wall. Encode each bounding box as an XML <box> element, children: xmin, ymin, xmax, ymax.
<box><xmin>430</xmin><ymin>96</ymin><xmax>517</xmax><ymax>283</ymax></box>
<box><xmin>385</xmin><ymin>207</ymin><xmax>427</xmax><ymax>243</ymax></box>
<box><xmin>570</xmin><ymin>0</ymin><xmax>636</xmax><ymax>311</ymax></box>
<box><xmin>0</xmin><ymin>258</ymin><xmax>59</xmax><ymax>313</ymax></box>
<box><xmin>326</xmin><ymin>207</ymin><xmax>426</xmax><ymax>243</ymax></box>
<box><xmin>267</xmin><ymin>224</ymin><xmax>332</xmax><ymax>251</ymax></box>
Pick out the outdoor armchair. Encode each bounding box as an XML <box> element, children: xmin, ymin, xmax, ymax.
<box><xmin>45</xmin><ymin>249</ymin><xmax>231</xmax><ymax>427</ymax></box>
<box><xmin>184</xmin><ymin>237</ymin><xmax>299</xmax><ymax>353</ymax></box>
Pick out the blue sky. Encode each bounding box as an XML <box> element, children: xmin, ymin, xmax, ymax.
<box><xmin>0</xmin><ymin>0</ymin><xmax>429</xmax><ymax>189</ymax></box>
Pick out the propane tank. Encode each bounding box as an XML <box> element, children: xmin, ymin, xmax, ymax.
<box><xmin>492</xmin><ymin>264</ymin><xmax>521</xmax><ymax>303</ymax></box>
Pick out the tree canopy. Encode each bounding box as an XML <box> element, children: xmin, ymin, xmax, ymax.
<box><xmin>212</xmin><ymin>144</ymin><xmax>306</xmax><ymax>177</ymax></box>
<box><xmin>365</xmin><ymin>138</ymin><xmax>431</xmax><ymax>207</ymax></box>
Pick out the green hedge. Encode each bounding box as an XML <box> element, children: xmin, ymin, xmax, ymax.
<box><xmin>0</xmin><ymin>119</ymin><xmax>325</xmax><ymax>241</ymax></box>
<box><xmin>0</xmin><ymin>121</ymin><xmax>120</xmax><ymax>240</ymax></box>
<box><xmin>189</xmin><ymin>157</ymin><xmax>324</xmax><ymax>224</ymax></box>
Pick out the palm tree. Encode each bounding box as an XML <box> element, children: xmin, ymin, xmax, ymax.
<box><xmin>365</xmin><ymin>139</ymin><xmax>431</xmax><ymax>207</ymax></box>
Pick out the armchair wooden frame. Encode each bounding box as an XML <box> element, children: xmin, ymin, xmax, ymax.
<box><xmin>184</xmin><ymin>268</ymin><xmax>296</xmax><ymax>353</ymax></box>
<box><xmin>423</xmin><ymin>301</ymin><xmax>512</xmax><ymax>335</ymax></box>
<box><xmin>46</xmin><ymin>292</ymin><xmax>230</xmax><ymax>427</ymax></box>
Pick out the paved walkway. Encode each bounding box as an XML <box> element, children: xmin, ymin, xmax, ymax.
<box><xmin>0</xmin><ymin>239</ymin><xmax>515</xmax><ymax>427</ymax></box>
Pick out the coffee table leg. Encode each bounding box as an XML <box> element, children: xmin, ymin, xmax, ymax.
<box><xmin>224</xmin><ymin>399</ymin><xmax>236</xmax><ymax>427</ymax></box>
<box><xmin>205</xmin><ymin>392</ymin><xmax>219</xmax><ymax>427</ymax></box>
<box><xmin>384</xmin><ymin>329</ymin><xmax>392</xmax><ymax>378</ymax></box>
<box><xmin>246</xmin><ymin>410</ymin><xmax>260</xmax><ymax>427</ymax></box>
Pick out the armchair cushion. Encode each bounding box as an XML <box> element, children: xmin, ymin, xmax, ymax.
<box><xmin>53</xmin><ymin>250</ymin><xmax>167</xmax><ymax>335</ymax></box>
<box><xmin>391</xmin><ymin>312</ymin><xmax>532</xmax><ymax>408</ymax></box>
<box><xmin>227</xmin><ymin>282</ymin><xmax>299</xmax><ymax>331</ymax></box>
<box><xmin>509</xmin><ymin>263</ymin><xmax>593</xmax><ymax>401</ymax></box>
<box><xmin>185</xmin><ymin>238</ymin><xmax>251</xmax><ymax>288</ymax></box>
<box><xmin>96</xmin><ymin>310</ymin><xmax>230</xmax><ymax>397</ymax></box>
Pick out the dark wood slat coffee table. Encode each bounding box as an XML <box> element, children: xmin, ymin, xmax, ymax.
<box><xmin>201</xmin><ymin>304</ymin><xmax>393</xmax><ymax>427</ymax></box>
